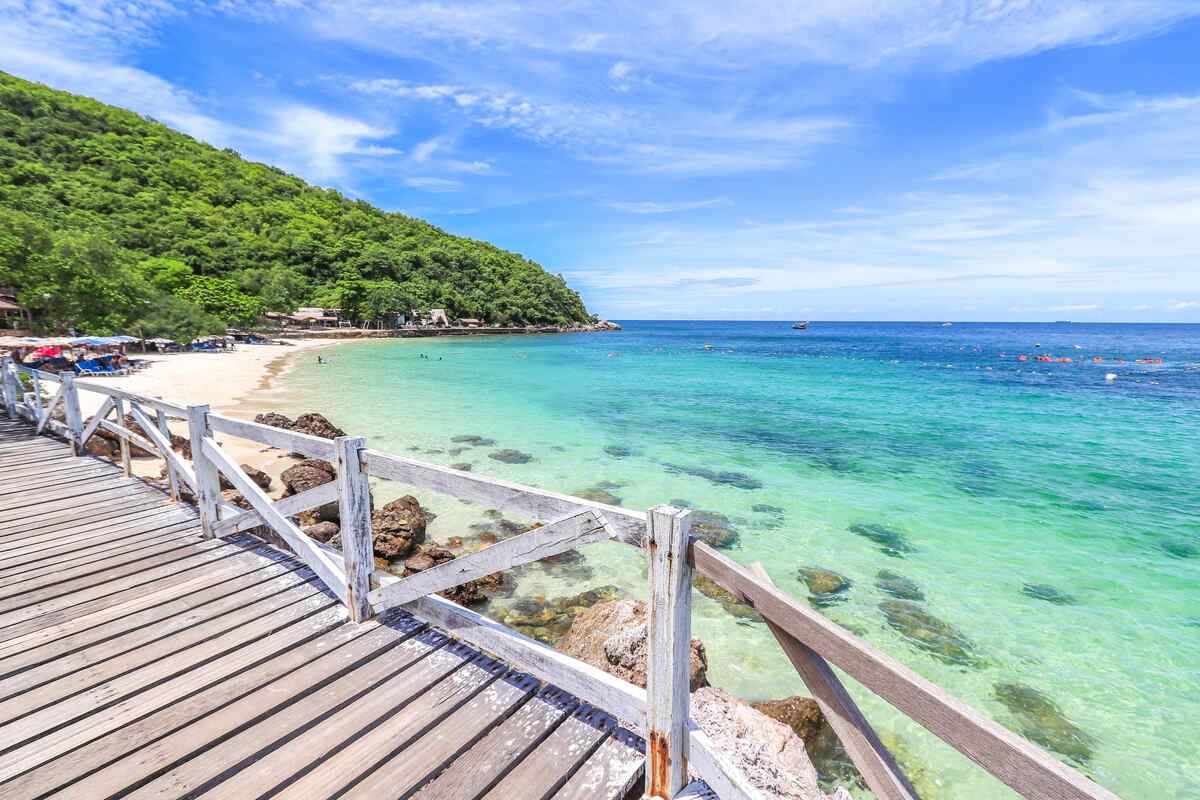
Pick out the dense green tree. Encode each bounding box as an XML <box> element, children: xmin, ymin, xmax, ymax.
<box><xmin>0</xmin><ymin>71</ymin><xmax>593</xmax><ymax>334</ymax></box>
<box><xmin>133</xmin><ymin>294</ymin><xmax>225</xmax><ymax>344</ymax></box>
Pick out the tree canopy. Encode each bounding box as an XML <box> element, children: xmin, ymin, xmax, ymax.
<box><xmin>0</xmin><ymin>71</ymin><xmax>594</xmax><ymax>336</ymax></box>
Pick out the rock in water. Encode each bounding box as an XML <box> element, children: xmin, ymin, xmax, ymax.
<box><xmin>691</xmin><ymin>687</ymin><xmax>827</xmax><ymax>800</ymax></box>
<box><xmin>875</xmin><ymin>569</ymin><xmax>924</xmax><ymax>600</ymax></box>
<box><xmin>993</xmin><ymin>682</ymin><xmax>1095</xmax><ymax>764</ymax></box>
<box><xmin>848</xmin><ymin>523</ymin><xmax>916</xmax><ymax>557</ymax></box>
<box><xmin>690</xmin><ymin>509</ymin><xmax>740</xmax><ymax>548</ymax></box>
<box><xmin>573</xmin><ymin>486</ymin><xmax>621</xmax><ymax>505</ymax></box>
<box><xmin>798</xmin><ymin>567</ymin><xmax>851</xmax><ymax>596</ymax></box>
<box><xmin>693</xmin><ymin>573</ymin><xmax>763</xmax><ymax>623</ymax></box>
<box><xmin>879</xmin><ymin>600</ymin><xmax>980</xmax><ymax>667</ymax></box>
<box><xmin>752</xmin><ymin>696</ymin><xmax>828</xmax><ymax>746</ymax></box>
<box><xmin>1022</xmin><ymin>583</ymin><xmax>1077</xmax><ymax>605</ymax></box>
<box><xmin>290</xmin><ymin>412</ymin><xmax>345</xmax><ymax>439</ymax></box>
<box><xmin>370</xmin><ymin>495</ymin><xmax>427</xmax><ymax>560</ymax></box>
<box><xmin>604</xmin><ymin>445</ymin><xmax>632</xmax><ymax>458</ymax></box>
<box><xmin>556</xmin><ymin>599</ymin><xmax>708</xmax><ymax>690</ymax></box>
<box><xmin>489</xmin><ymin>449</ymin><xmax>532</xmax><ymax>464</ymax></box>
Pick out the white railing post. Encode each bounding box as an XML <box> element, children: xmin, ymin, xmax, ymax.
<box><xmin>113</xmin><ymin>396</ymin><xmax>131</xmax><ymax>477</ymax></box>
<box><xmin>187</xmin><ymin>404</ymin><xmax>222</xmax><ymax>537</ymax></box>
<box><xmin>336</xmin><ymin>435</ymin><xmax>374</xmax><ymax>622</ymax></box>
<box><xmin>156</xmin><ymin>400</ymin><xmax>179</xmax><ymax>501</ymax></box>
<box><xmin>1</xmin><ymin>359</ymin><xmax>16</xmax><ymax>420</ymax></box>
<box><xmin>31</xmin><ymin>369</ymin><xmax>42</xmax><ymax>422</ymax></box>
<box><xmin>644</xmin><ymin>504</ymin><xmax>693</xmax><ymax>799</ymax></box>
<box><xmin>60</xmin><ymin>373</ymin><xmax>83</xmax><ymax>453</ymax></box>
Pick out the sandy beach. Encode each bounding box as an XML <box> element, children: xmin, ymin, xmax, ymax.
<box><xmin>72</xmin><ymin>338</ymin><xmax>341</xmax><ymax>487</ymax></box>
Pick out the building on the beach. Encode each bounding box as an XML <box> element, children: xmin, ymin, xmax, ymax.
<box><xmin>429</xmin><ymin>309</ymin><xmax>449</xmax><ymax>327</ymax></box>
<box><xmin>0</xmin><ymin>288</ymin><xmax>31</xmax><ymax>333</ymax></box>
<box><xmin>453</xmin><ymin>318</ymin><xmax>483</xmax><ymax>328</ymax></box>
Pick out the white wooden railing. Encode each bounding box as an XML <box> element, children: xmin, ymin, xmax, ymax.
<box><xmin>0</xmin><ymin>357</ymin><xmax>1121</xmax><ymax>800</ymax></box>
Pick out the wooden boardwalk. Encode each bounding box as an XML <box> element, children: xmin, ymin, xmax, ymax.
<box><xmin>0</xmin><ymin>419</ymin><xmax>645</xmax><ymax>800</ymax></box>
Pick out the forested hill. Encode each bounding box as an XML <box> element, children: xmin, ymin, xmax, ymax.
<box><xmin>0</xmin><ymin>71</ymin><xmax>594</xmax><ymax>339</ymax></box>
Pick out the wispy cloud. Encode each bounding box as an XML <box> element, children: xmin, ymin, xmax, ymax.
<box><xmin>405</xmin><ymin>176</ymin><xmax>465</xmax><ymax>192</ymax></box>
<box><xmin>608</xmin><ymin>197</ymin><xmax>730</xmax><ymax>214</ymax></box>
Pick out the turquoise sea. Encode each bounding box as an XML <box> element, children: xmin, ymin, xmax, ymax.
<box><xmin>277</xmin><ymin>321</ymin><xmax>1199</xmax><ymax>800</ymax></box>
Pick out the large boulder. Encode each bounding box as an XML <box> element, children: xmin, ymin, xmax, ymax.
<box><xmin>240</xmin><ymin>464</ymin><xmax>272</xmax><ymax>491</ymax></box>
<box><xmin>281</xmin><ymin>458</ymin><xmax>339</xmax><ymax>522</ymax></box>
<box><xmin>302</xmin><ymin>521</ymin><xmax>340</xmax><ymax>543</ymax></box>
<box><xmin>370</xmin><ymin>495</ymin><xmax>427</xmax><ymax>560</ymax></box>
<box><xmin>556</xmin><ymin>599</ymin><xmax>708</xmax><ymax>691</ymax></box>
<box><xmin>254</xmin><ymin>411</ymin><xmax>295</xmax><ymax>430</ymax></box>
<box><xmin>753</xmin><ymin>696</ymin><xmax>828</xmax><ymax>748</ymax></box>
<box><xmin>691</xmin><ymin>687</ymin><xmax>827</xmax><ymax>800</ymax></box>
<box><xmin>291</xmin><ymin>412</ymin><xmax>345</xmax><ymax>440</ymax></box>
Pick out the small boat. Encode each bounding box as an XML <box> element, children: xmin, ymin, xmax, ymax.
<box><xmin>941</xmin><ymin>322</ymin><xmax>952</xmax><ymax>327</ymax></box>
<box><xmin>791</xmin><ymin>321</ymin><xmax>809</xmax><ymax>330</ymax></box>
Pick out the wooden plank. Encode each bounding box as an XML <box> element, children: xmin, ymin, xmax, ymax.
<box><xmin>412</xmin><ymin>684</ymin><xmax>578</xmax><ymax>800</ymax></box>
<box><xmin>645</xmin><ymin>505</ymin><xmax>693</xmax><ymax>798</ymax></box>
<box><xmin>0</xmin><ymin>493</ymin><xmax>179</xmax><ymax>538</ymax></box>
<box><xmin>0</xmin><ymin>475</ymin><xmax>140</xmax><ymax>517</ymax></box>
<box><xmin>369</xmin><ymin>508</ymin><xmax>609</xmax><ymax>611</ymax></box>
<box><xmin>0</xmin><ymin>521</ymin><xmax>198</xmax><ymax>590</ymax></box>
<box><xmin>676</xmin><ymin>780</ymin><xmax>720</xmax><ymax>799</ymax></box>
<box><xmin>480</xmin><ymin>703</ymin><xmax>616</xmax><ymax>800</ymax></box>
<box><xmin>552</xmin><ymin>727</ymin><xmax>646</xmax><ymax>800</ymax></box>
<box><xmin>0</xmin><ymin>558</ymin><xmax>305</xmax><ymax>677</ymax></box>
<box><xmin>208</xmin><ymin>412</ymin><xmax>338</xmax><ymax>460</ymax></box>
<box><xmin>0</xmin><ymin>569</ymin><xmax>321</xmax><ymax>705</ymax></box>
<box><xmin>337</xmin><ymin>435</ymin><xmax>374</xmax><ymax>621</ymax></box>
<box><xmin>211</xmin><ymin>481</ymin><xmax>338</xmax><ymax>537</ymax></box>
<box><xmin>0</xmin><ymin>506</ymin><xmax>194</xmax><ymax>566</ymax></box>
<box><xmin>0</xmin><ymin>463</ymin><xmax>121</xmax><ymax>495</ymax></box>
<box><xmin>0</xmin><ymin>544</ymin><xmax>286</xmax><ymax>659</ymax></box>
<box><xmin>118</xmin><ymin>627</ymin><xmax>463</xmax><ymax>799</ymax></box>
<box><xmin>34</xmin><ymin>383</ymin><xmax>64</xmax><ymax>436</ymax></box>
<box><xmin>0</xmin><ymin>591</ymin><xmax>341</xmax><ymax>782</ymax></box>
<box><xmin>8</xmin><ymin>612</ymin><xmax>423</xmax><ymax>800</ymax></box>
<box><xmin>399</xmin><ymin>588</ymin><xmax>648</xmax><ymax>731</ymax></box>
<box><xmin>155</xmin><ymin>403</ymin><xmax>180</xmax><ymax>500</ymax></box>
<box><xmin>749</xmin><ymin>563</ymin><xmax>919</xmax><ymax>800</ymax></box>
<box><xmin>0</xmin><ymin>454</ymin><xmax>85</xmax><ymax>478</ymax></box>
<box><xmin>691</xmin><ymin>541</ymin><xmax>1121</xmax><ymax>800</ymax></box>
<box><xmin>79</xmin><ymin>396</ymin><xmax>116</xmax><ymax>449</ymax></box>
<box><xmin>9</xmin><ymin>609</ymin><xmax>422</xmax><ymax>796</ymax></box>
<box><xmin>363</xmin><ymin>448</ymin><xmax>647</xmax><ymax>545</ymax></box>
<box><xmin>331</xmin><ymin>662</ymin><xmax>538</xmax><ymax>800</ymax></box>
<box><xmin>0</xmin><ymin>531</ymin><xmax>212</xmax><ymax>614</ymax></box>
<box><xmin>201</xmin><ymin>436</ymin><xmax>348</xmax><ymax>601</ymax></box>
<box><xmin>0</xmin><ymin>541</ymin><xmax>254</xmax><ymax>638</ymax></box>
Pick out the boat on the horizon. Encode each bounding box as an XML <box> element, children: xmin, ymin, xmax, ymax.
<box><xmin>792</xmin><ymin>321</ymin><xmax>809</xmax><ymax>329</ymax></box>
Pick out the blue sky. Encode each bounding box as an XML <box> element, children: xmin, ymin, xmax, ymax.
<box><xmin>3</xmin><ymin>1</ymin><xmax>1200</xmax><ymax>321</ymax></box>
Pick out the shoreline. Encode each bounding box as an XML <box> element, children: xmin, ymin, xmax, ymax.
<box><xmin>280</xmin><ymin>322</ymin><xmax>620</xmax><ymax>340</ymax></box>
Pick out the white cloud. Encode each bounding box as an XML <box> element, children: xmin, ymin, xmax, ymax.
<box><xmin>405</xmin><ymin>176</ymin><xmax>464</xmax><ymax>192</ymax></box>
<box><xmin>265</xmin><ymin>106</ymin><xmax>393</xmax><ymax>177</ymax></box>
<box><xmin>608</xmin><ymin>197</ymin><xmax>730</xmax><ymax>214</ymax></box>
<box><xmin>410</xmin><ymin>136</ymin><xmax>444</xmax><ymax>164</ymax></box>
<box><xmin>1048</xmin><ymin>304</ymin><xmax>1099</xmax><ymax>312</ymax></box>
<box><xmin>609</xmin><ymin>60</ymin><xmax>633</xmax><ymax>79</ymax></box>
<box><xmin>1167</xmin><ymin>300</ymin><xmax>1200</xmax><ymax>310</ymax></box>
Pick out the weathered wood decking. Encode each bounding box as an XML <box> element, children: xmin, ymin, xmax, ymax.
<box><xmin>0</xmin><ymin>419</ymin><xmax>644</xmax><ymax>799</ymax></box>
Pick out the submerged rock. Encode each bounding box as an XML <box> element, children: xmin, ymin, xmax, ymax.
<box><xmin>665</xmin><ymin>462</ymin><xmax>764</xmax><ymax>490</ymax></box>
<box><xmin>848</xmin><ymin>523</ymin><xmax>916</xmax><ymax>557</ymax></box>
<box><xmin>1022</xmin><ymin>583</ymin><xmax>1077</xmax><ymax>605</ymax></box>
<box><xmin>573</xmin><ymin>487</ymin><xmax>621</xmax><ymax>506</ymax></box>
<box><xmin>451</xmin><ymin>434</ymin><xmax>496</xmax><ymax>446</ymax></box>
<box><xmin>691</xmin><ymin>687</ymin><xmax>826</xmax><ymax>800</ymax></box>
<box><xmin>752</xmin><ymin>504</ymin><xmax>786</xmax><ymax>514</ymax></box>
<box><xmin>489</xmin><ymin>449</ymin><xmax>532</xmax><ymax>464</ymax></box>
<box><xmin>993</xmin><ymin>682</ymin><xmax>1095</xmax><ymax>764</ymax></box>
<box><xmin>450</xmin><ymin>462</ymin><xmax>472</xmax><ymax>471</ymax></box>
<box><xmin>875</xmin><ymin>569</ymin><xmax>924</xmax><ymax>601</ymax></box>
<box><xmin>753</xmin><ymin>696</ymin><xmax>829</xmax><ymax>750</ymax></box>
<box><xmin>604</xmin><ymin>445</ymin><xmax>632</xmax><ymax>458</ymax></box>
<box><xmin>556</xmin><ymin>598</ymin><xmax>709</xmax><ymax>690</ymax></box>
<box><xmin>691</xmin><ymin>509</ymin><xmax>741</xmax><ymax>548</ymax></box>
<box><xmin>879</xmin><ymin>600</ymin><xmax>980</xmax><ymax>667</ymax></box>
<box><xmin>493</xmin><ymin>586</ymin><xmax>623</xmax><ymax>645</ymax></box>
<box><xmin>1161</xmin><ymin>536</ymin><xmax>1198</xmax><ymax>558</ymax></box>
<box><xmin>799</xmin><ymin>567</ymin><xmax>851</xmax><ymax>608</ymax></box>
<box><xmin>693</xmin><ymin>573</ymin><xmax>763</xmax><ymax>623</ymax></box>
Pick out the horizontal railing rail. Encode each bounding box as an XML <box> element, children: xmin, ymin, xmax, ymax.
<box><xmin>0</xmin><ymin>356</ymin><xmax>1122</xmax><ymax>800</ymax></box>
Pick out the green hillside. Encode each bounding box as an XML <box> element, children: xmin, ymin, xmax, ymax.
<box><xmin>0</xmin><ymin>71</ymin><xmax>593</xmax><ymax>340</ymax></box>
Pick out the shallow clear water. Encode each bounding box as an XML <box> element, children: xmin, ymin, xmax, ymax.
<box><xmin>279</xmin><ymin>321</ymin><xmax>1200</xmax><ymax>799</ymax></box>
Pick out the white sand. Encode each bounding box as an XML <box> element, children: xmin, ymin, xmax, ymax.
<box><xmin>71</xmin><ymin>338</ymin><xmax>340</xmax><ymax>486</ymax></box>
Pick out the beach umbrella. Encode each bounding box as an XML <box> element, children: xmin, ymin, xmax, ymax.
<box><xmin>30</xmin><ymin>346</ymin><xmax>61</xmax><ymax>358</ymax></box>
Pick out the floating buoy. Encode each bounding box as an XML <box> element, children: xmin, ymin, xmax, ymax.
<box><xmin>704</xmin><ymin>345</ymin><xmax>713</xmax><ymax>350</ymax></box>
<box><xmin>1018</xmin><ymin>355</ymin><xmax>1028</xmax><ymax>361</ymax></box>
<box><xmin>1105</xmin><ymin>373</ymin><xmax>1117</xmax><ymax>381</ymax></box>
<box><xmin>1093</xmin><ymin>357</ymin><xmax>1103</xmax><ymax>362</ymax></box>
